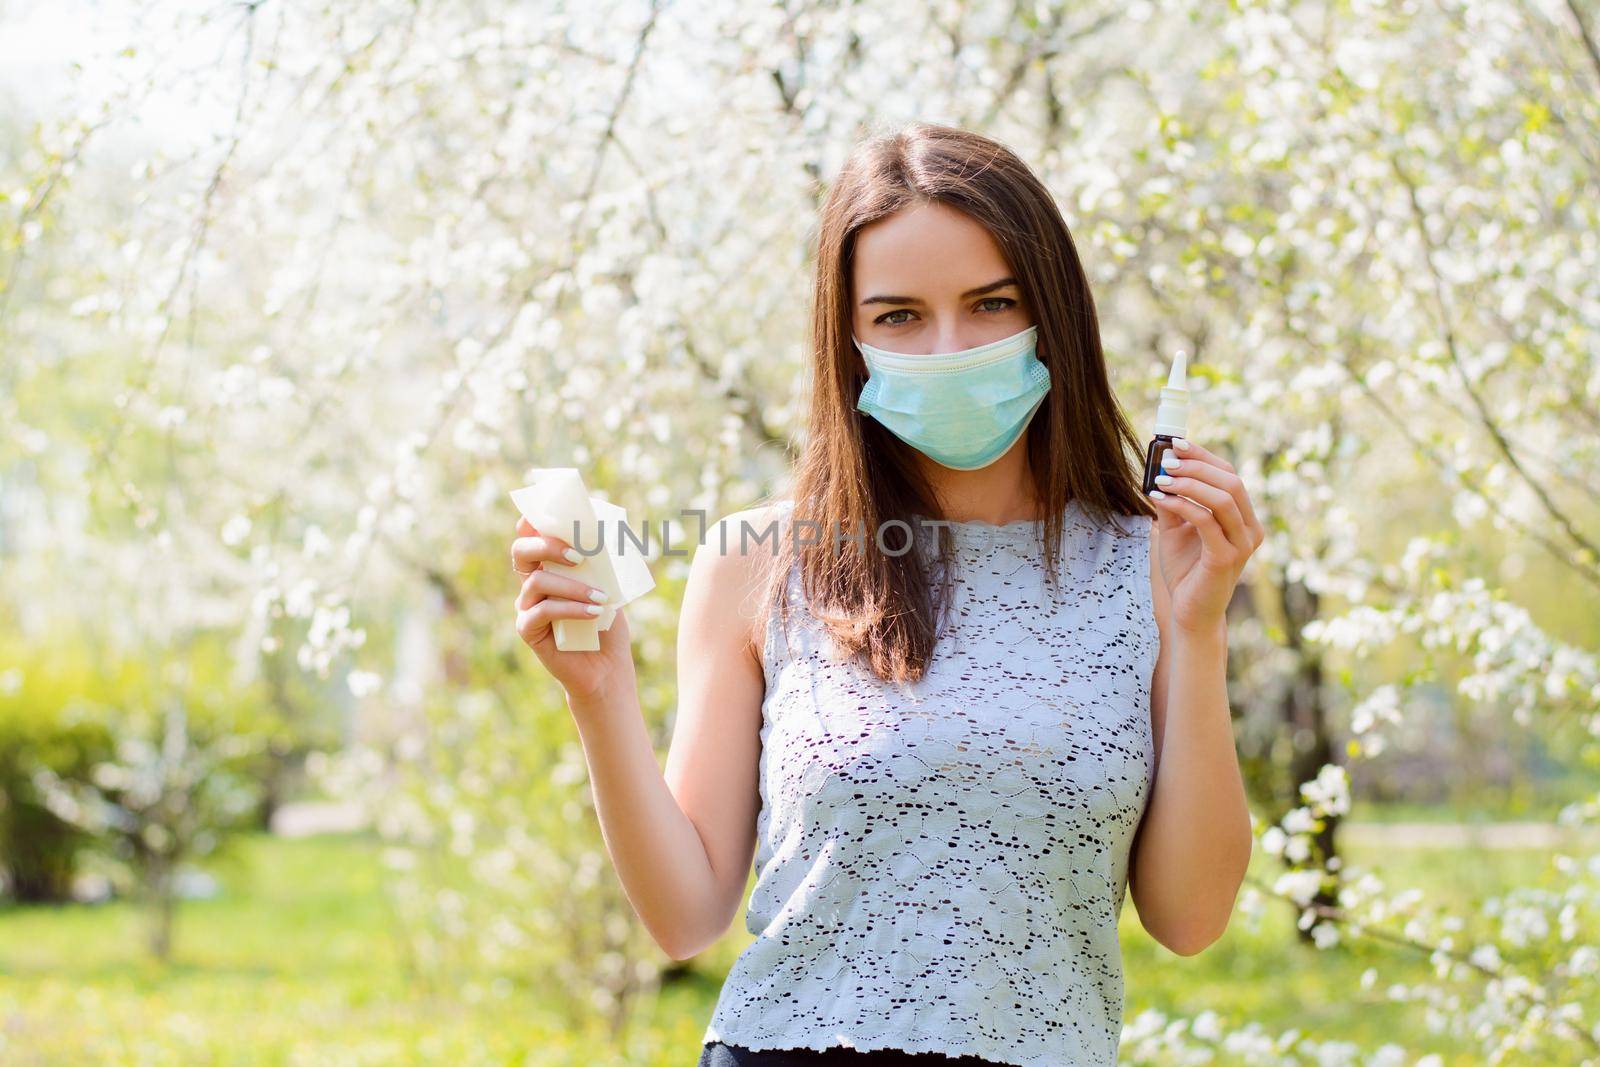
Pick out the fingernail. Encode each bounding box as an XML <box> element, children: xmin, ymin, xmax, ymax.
<box><xmin>1173</xmin><ymin>438</ymin><xmax>1189</xmax><ymax>449</ymax></box>
<box><xmin>585</xmin><ymin>603</ymin><xmax>604</xmax><ymax>615</ymax></box>
<box><xmin>588</xmin><ymin>587</ymin><xmax>609</xmax><ymax>603</ymax></box>
<box><xmin>1149</xmin><ymin>489</ymin><xmax>1167</xmax><ymax>498</ymax></box>
<box><xmin>563</xmin><ymin>548</ymin><xmax>582</xmax><ymax>565</ymax></box>
<box><xmin>1154</xmin><ymin>474</ymin><xmax>1174</xmax><ymax>486</ymax></box>
<box><xmin>1162</xmin><ymin>454</ymin><xmax>1181</xmax><ymax>469</ymax></box>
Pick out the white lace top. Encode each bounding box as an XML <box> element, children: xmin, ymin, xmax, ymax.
<box><xmin>701</xmin><ymin>499</ymin><xmax>1160</xmax><ymax>1066</ymax></box>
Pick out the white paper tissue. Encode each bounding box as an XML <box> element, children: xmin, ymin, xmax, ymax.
<box><xmin>509</xmin><ymin>468</ymin><xmax>657</xmax><ymax>652</ymax></box>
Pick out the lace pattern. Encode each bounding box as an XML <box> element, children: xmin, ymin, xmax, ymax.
<box><xmin>703</xmin><ymin>500</ymin><xmax>1160</xmax><ymax>1067</ymax></box>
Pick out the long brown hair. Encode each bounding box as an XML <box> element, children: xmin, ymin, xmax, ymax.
<box><xmin>758</xmin><ymin>121</ymin><xmax>1155</xmax><ymax>686</ymax></box>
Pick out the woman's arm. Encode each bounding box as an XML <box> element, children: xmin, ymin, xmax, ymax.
<box><xmin>1127</xmin><ymin>519</ymin><xmax>1254</xmax><ymax>956</ymax></box>
<box><xmin>566</xmin><ymin>507</ymin><xmax>775</xmax><ymax>961</ymax></box>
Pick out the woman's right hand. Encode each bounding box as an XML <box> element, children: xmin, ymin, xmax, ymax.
<box><xmin>511</xmin><ymin>515</ymin><xmax>637</xmax><ymax>707</ymax></box>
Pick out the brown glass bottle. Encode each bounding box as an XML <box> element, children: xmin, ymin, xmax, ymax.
<box><xmin>1144</xmin><ymin>350</ymin><xmax>1189</xmax><ymax>493</ymax></box>
<box><xmin>1142</xmin><ymin>434</ymin><xmax>1180</xmax><ymax>494</ymax></box>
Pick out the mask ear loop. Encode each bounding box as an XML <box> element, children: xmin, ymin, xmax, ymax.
<box><xmin>848</xmin><ymin>334</ymin><xmax>871</xmax><ymax>406</ymax></box>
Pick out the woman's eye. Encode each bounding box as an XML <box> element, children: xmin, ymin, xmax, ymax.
<box><xmin>872</xmin><ymin>298</ymin><xmax>1014</xmax><ymax>327</ymax></box>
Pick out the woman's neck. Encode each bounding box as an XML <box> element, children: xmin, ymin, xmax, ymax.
<box><xmin>917</xmin><ymin>451</ymin><xmax>1043</xmax><ymax>525</ymax></box>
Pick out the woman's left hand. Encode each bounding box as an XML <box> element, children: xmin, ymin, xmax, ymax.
<box><xmin>1148</xmin><ymin>437</ymin><xmax>1264</xmax><ymax>636</ymax></box>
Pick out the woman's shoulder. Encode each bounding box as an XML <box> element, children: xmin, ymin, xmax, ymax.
<box><xmin>705</xmin><ymin>499</ymin><xmax>793</xmax><ymax>560</ymax></box>
<box><xmin>688</xmin><ymin>500</ymin><xmax>794</xmax><ymax>661</ymax></box>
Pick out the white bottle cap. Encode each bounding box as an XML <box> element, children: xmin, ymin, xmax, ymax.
<box><xmin>1153</xmin><ymin>350</ymin><xmax>1189</xmax><ymax>438</ymax></box>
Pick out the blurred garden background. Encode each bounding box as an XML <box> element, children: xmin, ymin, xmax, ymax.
<box><xmin>2</xmin><ymin>0</ymin><xmax>1598</xmax><ymax>1064</ymax></box>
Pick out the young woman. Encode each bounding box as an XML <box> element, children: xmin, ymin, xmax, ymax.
<box><xmin>511</xmin><ymin>122</ymin><xmax>1262</xmax><ymax>1067</ymax></box>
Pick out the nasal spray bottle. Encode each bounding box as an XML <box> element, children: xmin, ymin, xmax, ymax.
<box><xmin>1141</xmin><ymin>349</ymin><xmax>1190</xmax><ymax>494</ymax></box>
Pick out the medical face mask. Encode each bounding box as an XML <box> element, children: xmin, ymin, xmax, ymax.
<box><xmin>852</xmin><ymin>324</ymin><xmax>1051</xmax><ymax>471</ymax></box>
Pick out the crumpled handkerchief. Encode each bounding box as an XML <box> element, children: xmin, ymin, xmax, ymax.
<box><xmin>509</xmin><ymin>468</ymin><xmax>656</xmax><ymax>652</ymax></box>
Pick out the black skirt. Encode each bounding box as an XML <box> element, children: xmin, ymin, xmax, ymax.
<box><xmin>698</xmin><ymin>1040</ymin><xmax>1009</xmax><ymax>1066</ymax></box>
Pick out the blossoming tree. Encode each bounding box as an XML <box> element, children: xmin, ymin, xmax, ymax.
<box><xmin>3</xmin><ymin>0</ymin><xmax>1597</xmax><ymax>1060</ymax></box>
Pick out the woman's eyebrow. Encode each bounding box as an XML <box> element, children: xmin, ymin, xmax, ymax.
<box><xmin>858</xmin><ymin>276</ymin><xmax>1018</xmax><ymax>306</ymax></box>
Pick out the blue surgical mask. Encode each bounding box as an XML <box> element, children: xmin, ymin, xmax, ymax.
<box><xmin>853</xmin><ymin>324</ymin><xmax>1050</xmax><ymax>471</ymax></box>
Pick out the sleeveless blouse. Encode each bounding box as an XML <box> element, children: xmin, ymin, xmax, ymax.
<box><xmin>701</xmin><ymin>499</ymin><xmax>1160</xmax><ymax>1067</ymax></box>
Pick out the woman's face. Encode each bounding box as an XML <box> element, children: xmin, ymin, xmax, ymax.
<box><xmin>850</xmin><ymin>200</ymin><xmax>1032</xmax><ymax>356</ymax></box>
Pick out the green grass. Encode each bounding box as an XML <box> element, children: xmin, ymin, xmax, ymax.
<box><xmin>0</xmin><ymin>827</ymin><xmax>1585</xmax><ymax>1065</ymax></box>
<box><xmin>0</xmin><ymin>833</ymin><xmax>682</xmax><ymax>1066</ymax></box>
<box><xmin>1345</xmin><ymin>780</ymin><xmax>1590</xmax><ymax>824</ymax></box>
<box><xmin>1119</xmin><ymin>838</ymin><xmax>1562</xmax><ymax>1062</ymax></box>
